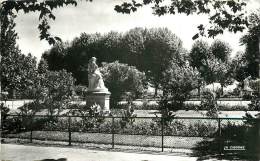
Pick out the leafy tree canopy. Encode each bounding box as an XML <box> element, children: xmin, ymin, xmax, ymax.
<box><xmin>240</xmin><ymin>11</ymin><xmax>260</xmax><ymax>78</ymax></box>
<box><xmin>1</xmin><ymin>9</ymin><xmax>38</xmax><ymax>98</ymax></box>
<box><xmin>1</xmin><ymin>0</ymin><xmax>92</xmax><ymax>45</ymax></box>
<box><xmin>115</xmin><ymin>0</ymin><xmax>249</xmax><ymax>39</ymax></box>
<box><xmin>161</xmin><ymin>60</ymin><xmax>200</xmax><ymax>110</ymax></box>
<box><xmin>1</xmin><ymin>0</ymin><xmax>252</xmax><ymax>45</ymax></box>
<box><xmin>189</xmin><ymin>39</ymin><xmax>232</xmax><ymax>86</ymax></box>
<box><xmin>42</xmin><ymin>27</ymin><xmax>185</xmax><ymax>97</ymax></box>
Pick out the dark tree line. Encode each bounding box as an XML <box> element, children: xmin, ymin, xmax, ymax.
<box><xmin>42</xmin><ymin>27</ymin><xmax>186</xmax><ymax>96</ymax></box>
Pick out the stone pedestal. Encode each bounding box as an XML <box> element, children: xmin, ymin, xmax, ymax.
<box><xmin>85</xmin><ymin>90</ymin><xmax>111</xmax><ymax>115</ymax></box>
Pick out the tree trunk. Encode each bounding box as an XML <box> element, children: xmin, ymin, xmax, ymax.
<box><xmin>198</xmin><ymin>86</ymin><xmax>201</xmax><ymax>99</ymax></box>
<box><xmin>220</xmin><ymin>85</ymin><xmax>224</xmax><ymax>97</ymax></box>
<box><xmin>258</xmin><ymin>35</ymin><xmax>260</xmax><ymax>78</ymax></box>
<box><xmin>154</xmin><ymin>85</ymin><xmax>158</xmax><ymax>98</ymax></box>
<box><xmin>0</xmin><ymin>55</ymin><xmax>1</xmax><ymax>99</ymax></box>
<box><xmin>257</xmin><ymin>35</ymin><xmax>260</xmax><ymax>97</ymax></box>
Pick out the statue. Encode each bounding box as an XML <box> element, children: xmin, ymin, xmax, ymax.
<box><xmin>243</xmin><ymin>76</ymin><xmax>253</xmax><ymax>91</ymax></box>
<box><xmin>242</xmin><ymin>76</ymin><xmax>254</xmax><ymax>97</ymax></box>
<box><xmin>87</xmin><ymin>57</ymin><xmax>108</xmax><ymax>92</ymax></box>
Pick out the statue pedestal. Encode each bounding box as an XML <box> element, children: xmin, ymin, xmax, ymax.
<box><xmin>85</xmin><ymin>90</ymin><xmax>111</xmax><ymax>115</ymax></box>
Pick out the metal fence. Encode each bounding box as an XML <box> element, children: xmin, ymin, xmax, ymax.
<box><xmin>1</xmin><ymin>115</ymin><xmax>258</xmax><ymax>153</ymax></box>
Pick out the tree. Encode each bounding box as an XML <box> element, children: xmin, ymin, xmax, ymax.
<box><xmin>42</xmin><ymin>41</ymin><xmax>69</xmax><ymax>71</ymax></box>
<box><xmin>189</xmin><ymin>40</ymin><xmax>232</xmax><ymax>85</ymax></box>
<box><xmin>100</xmin><ymin>61</ymin><xmax>147</xmax><ymax>107</ymax></box>
<box><xmin>115</xmin><ymin>0</ymin><xmax>248</xmax><ymax>39</ymax></box>
<box><xmin>205</xmin><ymin>55</ymin><xmax>232</xmax><ymax>95</ymax></box>
<box><xmin>143</xmin><ymin>28</ymin><xmax>185</xmax><ymax>96</ymax></box>
<box><xmin>209</xmin><ymin>40</ymin><xmax>233</xmax><ymax>94</ymax></box>
<box><xmin>0</xmin><ymin>0</ymin><xmax>88</xmax><ymax>45</ymax></box>
<box><xmin>122</xmin><ymin>27</ymin><xmax>185</xmax><ymax>96</ymax></box>
<box><xmin>240</xmin><ymin>11</ymin><xmax>260</xmax><ymax>79</ymax></box>
<box><xmin>230</xmin><ymin>51</ymin><xmax>250</xmax><ymax>82</ymax></box>
<box><xmin>210</xmin><ymin>39</ymin><xmax>232</xmax><ymax>62</ymax></box>
<box><xmin>160</xmin><ymin>61</ymin><xmax>200</xmax><ymax>110</ymax></box>
<box><xmin>1</xmin><ymin>11</ymin><xmax>38</xmax><ymax>98</ymax></box>
<box><xmin>1</xmin><ymin>0</ymin><xmax>250</xmax><ymax>44</ymax></box>
<box><xmin>33</xmin><ymin>68</ymin><xmax>76</xmax><ymax>115</ymax></box>
<box><xmin>43</xmin><ymin>27</ymin><xmax>185</xmax><ymax>95</ymax></box>
<box><xmin>189</xmin><ymin>40</ymin><xmax>210</xmax><ymax>70</ymax></box>
<box><xmin>121</xmin><ymin>27</ymin><xmax>147</xmax><ymax>69</ymax></box>
<box><xmin>189</xmin><ymin>40</ymin><xmax>211</xmax><ymax>84</ymax></box>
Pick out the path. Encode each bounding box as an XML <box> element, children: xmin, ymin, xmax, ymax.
<box><xmin>0</xmin><ymin>144</ymin><xmax>200</xmax><ymax>161</ymax></box>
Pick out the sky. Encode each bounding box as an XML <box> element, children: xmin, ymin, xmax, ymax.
<box><xmin>14</xmin><ymin>0</ymin><xmax>260</xmax><ymax>61</ymax></box>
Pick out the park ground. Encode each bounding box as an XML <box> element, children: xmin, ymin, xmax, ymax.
<box><xmin>0</xmin><ymin>143</ymin><xmax>232</xmax><ymax>161</ymax></box>
<box><xmin>1</xmin><ymin>99</ymin><xmax>255</xmax><ymax>118</ymax></box>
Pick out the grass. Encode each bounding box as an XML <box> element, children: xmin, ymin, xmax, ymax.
<box><xmin>4</xmin><ymin>130</ymin><xmax>205</xmax><ymax>149</ymax></box>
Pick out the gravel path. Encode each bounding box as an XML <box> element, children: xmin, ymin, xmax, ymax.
<box><xmin>0</xmin><ymin>144</ymin><xmax>200</xmax><ymax>161</ymax></box>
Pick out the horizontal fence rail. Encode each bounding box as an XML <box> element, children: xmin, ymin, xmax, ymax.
<box><xmin>1</xmin><ymin>114</ymin><xmax>259</xmax><ymax>153</ymax></box>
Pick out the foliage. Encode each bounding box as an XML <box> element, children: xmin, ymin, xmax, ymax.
<box><xmin>189</xmin><ymin>40</ymin><xmax>210</xmax><ymax>72</ymax></box>
<box><xmin>243</xmin><ymin>112</ymin><xmax>260</xmax><ymax>157</ymax></box>
<box><xmin>1</xmin><ymin>0</ymin><xmax>89</xmax><ymax>45</ymax></box>
<box><xmin>0</xmin><ymin>12</ymin><xmax>38</xmax><ymax>98</ymax></box>
<box><xmin>247</xmin><ymin>93</ymin><xmax>260</xmax><ymax>111</ymax></box>
<box><xmin>230</xmin><ymin>51</ymin><xmax>249</xmax><ymax>82</ymax></box>
<box><xmin>122</xmin><ymin>27</ymin><xmax>185</xmax><ymax>96</ymax></box>
<box><xmin>1</xmin><ymin>52</ymin><xmax>38</xmax><ymax>98</ymax></box>
<box><xmin>42</xmin><ymin>42</ymin><xmax>69</xmax><ymax>71</ymax></box>
<box><xmin>118</xmin><ymin>101</ymin><xmax>137</xmax><ymax>129</ymax></box>
<box><xmin>42</xmin><ymin>32</ymin><xmax>124</xmax><ymax>85</ymax></box>
<box><xmin>43</xmin><ymin>27</ymin><xmax>184</xmax><ymax>93</ymax></box>
<box><xmin>66</xmin><ymin>103</ymin><xmax>106</xmax><ymax>131</ymax></box>
<box><xmin>160</xmin><ymin>61</ymin><xmax>200</xmax><ymax>111</ymax></box>
<box><xmin>206</xmin><ymin>56</ymin><xmax>232</xmax><ymax>93</ymax></box>
<box><xmin>0</xmin><ymin>103</ymin><xmax>10</xmax><ymax>132</ymax></box>
<box><xmin>210</xmin><ymin>39</ymin><xmax>232</xmax><ymax>62</ymax></box>
<box><xmin>185</xmin><ymin>103</ymin><xmax>249</xmax><ymax>111</ymax></box>
<box><xmin>30</xmin><ymin>69</ymin><xmax>76</xmax><ymax>115</ymax></box>
<box><xmin>240</xmin><ymin>11</ymin><xmax>260</xmax><ymax>78</ymax></box>
<box><xmin>74</xmin><ymin>85</ymin><xmax>87</xmax><ymax>97</ymax></box>
<box><xmin>115</xmin><ymin>0</ymin><xmax>248</xmax><ymax>39</ymax></box>
<box><xmin>249</xmin><ymin>78</ymin><xmax>260</xmax><ymax>92</ymax></box>
<box><xmin>6</xmin><ymin>116</ymin><xmax>221</xmax><ymax>138</ymax></box>
<box><xmin>201</xmin><ymin>91</ymin><xmax>219</xmax><ymax>117</ymax></box>
<box><xmin>189</xmin><ymin>40</ymin><xmax>232</xmax><ymax>88</ymax></box>
<box><xmin>100</xmin><ymin>61</ymin><xmax>147</xmax><ymax>107</ymax></box>
<box><xmin>1</xmin><ymin>0</ymin><xmax>250</xmax><ymax>45</ymax></box>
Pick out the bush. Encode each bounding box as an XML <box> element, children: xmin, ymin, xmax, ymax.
<box><xmin>116</xmin><ymin>100</ymin><xmax>159</xmax><ymax>110</ymax></box>
<box><xmin>160</xmin><ymin>62</ymin><xmax>201</xmax><ymax>111</ymax></box>
<box><xmin>100</xmin><ymin>61</ymin><xmax>147</xmax><ymax>107</ymax></box>
<box><xmin>201</xmin><ymin>91</ymin><xmax>218</xmax><ymax>117</ymax></box>
<box><xmin>184</xmin><ymin>103</ymin><xmax>249</xmax><ymax>111</ymax></box>
<box><xmin>1</xmin><ymin>103</ymin><xmax>11</xmax><ymax>132</ymax></box>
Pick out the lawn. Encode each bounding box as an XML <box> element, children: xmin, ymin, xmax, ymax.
<box><xmin>5</xmin><ymin>130</ymin><xmax>206</xmax><ymax>150</ymax></box>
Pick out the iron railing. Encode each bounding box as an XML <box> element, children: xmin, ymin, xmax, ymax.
<box><xmin>1</xmin><ymin>114</ymin><xmax>259</xmax><ymax>153</ymax></box>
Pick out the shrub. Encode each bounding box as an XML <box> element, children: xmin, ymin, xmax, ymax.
<box><xmin>249</xmin><ymin>79</ymin><xmax>260</xmax><ymax>92</ymax></box>
<box><xmin>100</xmin><ymin>61</ymin><xmax>147</xmax><ymax>108</ymax></box>
<box><xmin>32</xmin><ymin>69</ymin><xmax>76</xmax><ymax>115</ymax></box>
<box><xmin>65</xmin><ymin>103</ymin><xmax>106</xmax><ymax>131</ymax></box>
<box><xmin>1</xmin><ymin>103</ymin><xmax>11</xmax><ymax>132</ymax></box>
<box><xmin>160</xmin><ymin>62</ymin><xmax>201</xmax><ymax>111</ymax></box>
<box><xmin>201</xmin><ymin>91</ymin><xmax>218</xmax><ymax>117</ymax></box>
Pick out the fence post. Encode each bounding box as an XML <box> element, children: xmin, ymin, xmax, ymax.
<box><xmin>30</xmin><ymin>116</ymin><xmax>33</xmax><ymax>143</ymax></box>
<box><xmin>218</xmin><ymin>118</ymin><xmax>222</xmax><ymax>155</ymax></box>
<box><xmin>112</xmin><ymin>116</ymin><xmax>115</xmax><ymax>149</ymax></box>
<box><xmin>161</xmin><ymin>117</ymin><xmax>164</xmax><ymax>152</ymax></box>
<box><xmin>68</xmin><ymin>116</ymin><xmax>72</xmax><ymax>146</ymax></box>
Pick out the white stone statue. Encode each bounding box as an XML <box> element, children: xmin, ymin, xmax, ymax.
<box><xmin>243</xmin><ymin>76</ymin><xmax>253</xmax><ymax>92</ymax></box>
<box><xmin>87</xmin><ymin>57</ymin><xmax>108</xmax><ymax>92</ymax></box>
